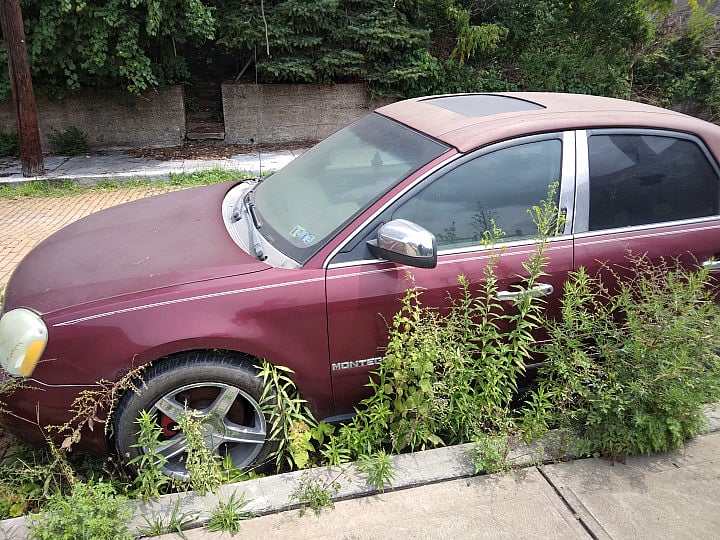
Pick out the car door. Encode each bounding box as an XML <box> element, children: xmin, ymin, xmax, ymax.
<box><xmin>325</xmin><ymin>132</ymin><xmax>576</xmax><ymax>418</ymax></box>
<box><xmin>573</xmin><ymin>128</ymin><xmax>720</xmax><ymax>282</ymax></box>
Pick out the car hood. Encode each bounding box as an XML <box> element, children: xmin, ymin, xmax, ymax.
<box><xmin>4</xmin><ymin>182</ymin><xmax>270</xmax><ymax>315</ymax></box>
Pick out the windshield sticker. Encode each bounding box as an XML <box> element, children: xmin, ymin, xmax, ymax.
<box><xmin>290</xmin><ymin>225</ymin><xmax>316</xmax><ymax>246</ymax></box>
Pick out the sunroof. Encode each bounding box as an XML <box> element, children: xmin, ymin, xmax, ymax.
<box><xmin>422</xmin><ymin>94</ymin><xmax>544</xmax><ymax>117</ymax></box>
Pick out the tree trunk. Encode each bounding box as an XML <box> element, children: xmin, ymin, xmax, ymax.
<box><xmin>0</xmin><ymin>0</ymin><xmax>44</xmax><ymax>177</ymax></box>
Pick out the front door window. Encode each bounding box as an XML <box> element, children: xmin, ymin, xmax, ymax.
<box><xmin>393</xmin><ymin>139</ymin><xmax>563</xmax><ymax>249</ymax></box>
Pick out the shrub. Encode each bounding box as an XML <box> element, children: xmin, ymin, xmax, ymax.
<box><xmin>0</xmin><ymin>130</ymin><xmax>19</xmax><ymax>157</ymax></box>
<box><xmin>28</xmin><ymin>481</ymin><xmax>133</xmax><ymax>540</ymax></box>
<box><xmin>47</xmin><ymin>126</ymin><xmax>90</xmax><ymax>156</ymax></box>
<box><xmin>335</xmin><ymin>187</ymin><xmax>563</xmax><ymax>457</ymax></box>
<box><xmin>528</xmin><ymin>256</ymin><xmax>720</xmax><ymax>458</ymax></box>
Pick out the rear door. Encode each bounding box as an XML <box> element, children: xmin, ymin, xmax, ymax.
<box><xmin>573</xmin><ymin>128</ymin><xmax>720</xmax><ymax>280</ymax></box>
<box><xmin>325</xmin><ymin>132</ymin><xmax>576</xmax><ymax>418</ymax></box>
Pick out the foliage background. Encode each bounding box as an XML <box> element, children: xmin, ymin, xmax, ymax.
<box><xmin>1</xmin><ymin>0</ymin><xmax>718</xmax><ymax>114</ymax></box>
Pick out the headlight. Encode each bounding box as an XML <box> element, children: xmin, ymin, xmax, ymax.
<box><xmin>0</xmin><ymin>308</ymin><xmax>48</xmax><ymax>377</ymax></box>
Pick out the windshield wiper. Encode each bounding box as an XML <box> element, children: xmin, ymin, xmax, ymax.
<box><xmin>243</xmin><ymin>192</ymin><xmax>267</xmax><ymax>261</ymax></box>
<box><xmin>231</xmin><ymin>187</ymin><xmax>266</xmax><ymax>261</ymax></box>
<box><xmin>231</xmin><ymin>179</ymin><xmax>263</xmax><ymax>223</ymax></box>
<box><xmin>244</xmin><ymin>191</ymin><xmax>262</xmax><ymax>229</ymax></box>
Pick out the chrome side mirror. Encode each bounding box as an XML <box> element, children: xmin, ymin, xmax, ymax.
<box><xmin>367</xmin><ymin>219</ymin><xmax>437</xmax><ymax>269</ymax></box>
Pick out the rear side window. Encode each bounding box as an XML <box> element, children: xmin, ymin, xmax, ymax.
<box><xmin>588</xmin><ymin>134</ymin><xmax>720</xmax><ymax>230</ymax></box>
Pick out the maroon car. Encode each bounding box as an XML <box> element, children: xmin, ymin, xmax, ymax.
<box><xmin>2</xmin><ymin>93</ymin><xmax>720</xmax><ymax>477</ymax></box>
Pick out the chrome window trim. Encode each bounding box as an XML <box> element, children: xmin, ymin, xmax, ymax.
<box><xmin>325</xmin><ymin>131</ymin><xmax>575</xmax><ymax>269</ymax></box>
<box><xmin>328</xmin><ymin>258</ymin><xmax>387</xmax><ymax>270</ymax></box>
<box><xmin>574</xmin><ymin>129</ymin><xmax>590</xmax><ymax>233</ymax></box>
<box><xmin>574</xmin><ymin>128</ymin><xmax>720</xmax><ymax>234</ymax></box>
<box><xmin>573</xmin><ymin>214</ymin><xmax>720</xmax><ymax>241</ymax></box>
<box><xmin>327</xmin><ymin>237</ymin><xmax>573</xmax><ymax>273</ymax></box>
<box><xmin>559</xmin><ymin>130</ymin><xmax>577</xmax><ymax>236</ymax></box>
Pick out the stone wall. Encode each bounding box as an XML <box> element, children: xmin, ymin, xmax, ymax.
<box><xmin>222</xmin><ymin>83</ymin><xmax>391</xmax><ymax>145</ymax></box>
<box><xmin>0</xmin><ymin>86</ymin><xmax>185</xmax><ymax>150</ymax></box>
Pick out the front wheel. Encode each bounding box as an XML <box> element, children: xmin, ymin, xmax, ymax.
<box><xmin>114</xmin><ymin>352</ymin><xmax>274</xmax><ymax>479</ymax></box>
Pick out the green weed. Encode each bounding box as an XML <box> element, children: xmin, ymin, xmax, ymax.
<box><xmin>127</xmin><ymin>410</ymin><xmax>172</xmax><ymax>501</ymax></box>
<box><xmin>176</xmin><ymin>408</ymin><xmax>224</xmax><ymax>495</ymax></box>
<box><xmin>290</xmin><ymin>471</ymin><xmax>340</xmax><ymax>517</ymax></box>
<box><xmin>28</xmin><ymin>480</ymin><xmax>133</xmax><ymax>540</ymax></box>
<box><xmin>0</xmin><ymin>435</ymin><xmax>85</xmax><ymax>520</ymax></box>
<box><xmin>356</xmin><ymin>450</ymin><xmax>395</xmax><ymax>492</ymax></box>
<box><xmin>138</xmin><ymin>499</ymin><xmax>198</xmax><ymax>539</ymax></box>
<box><xmin>257</xmin><ymin>360</ymin><xmax>333</xmax><ymax>471</ymax></box>
<box><xmin>206</xmin><ymin>491</ymin><xmax>254</xmax><ymax>535</ymax></box>
<box><xmin>471</xmin><ymin>433</ymin><xmax>513</xmax><ymax>475</ymax></box>
<box><xmin>528</xmin><ymin>255</ymin><xmax>720</xmax><ymax>458</ymax></box>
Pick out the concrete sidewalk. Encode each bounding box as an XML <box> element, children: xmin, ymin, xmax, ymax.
<box><xmin>164</xmin><ymin>424</ymin><xmax>720</xmax><ymax>540</ymax></box>
<box><xmin>2</xmin><ymin>417</ymin><xmax>719</xmax><ymax>539</ymax></box>
<box><xmin>0</xmin><ymin>147</ymin><xmax>303</xmax><ymax>185</ymax></box>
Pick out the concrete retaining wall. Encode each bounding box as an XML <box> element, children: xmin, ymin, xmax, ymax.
<box><xmin>1</xmin><ymin>83</ymin><xmax>390</xmax><ymax>150</ymax></box>
<box><xmin>0</xmin><ymin>86</ymin><xmax>186</xmax><ymax>151</ymax></box>
<box><xmin>222</xmin><ymin>83</ymin><xmax>392</xmax><ymax>144</ymax></box>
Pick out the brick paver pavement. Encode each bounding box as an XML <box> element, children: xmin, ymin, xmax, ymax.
<box><xmin>0</xmin><ymin>186</ymin><xmax>182</xmax><ymax>290</ymax></box>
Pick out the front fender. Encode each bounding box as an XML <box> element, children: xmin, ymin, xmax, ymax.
<box><xmin>32</xmin><ymin>268</ymin><xmax>333</xmax><ymax>423</ymax></box>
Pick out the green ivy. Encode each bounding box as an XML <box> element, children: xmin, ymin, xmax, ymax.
<box><xmin>3</xmin><ymin>0</ymin><xmax>718</xmax><ymax>108</ymax></box>
<box><xmin>1</xmin><ymin>0</ymin><xmax>214</xmax><ymax>99</ymax></box>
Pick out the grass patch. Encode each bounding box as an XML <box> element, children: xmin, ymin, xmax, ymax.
<box><xmin>0</xmin><ymin>168</ymin><xmax>253</xmax><ymax>199</ymax></box>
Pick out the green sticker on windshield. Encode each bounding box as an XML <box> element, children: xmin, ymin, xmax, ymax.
<box><xmin>290</xmin><ymin>225</ymin><xmax>316</xmax><ymax>246</ymax></box>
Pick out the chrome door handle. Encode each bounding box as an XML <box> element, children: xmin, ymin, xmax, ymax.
<box><xmin>702</xmin><ymin>260</ymin><xmax>720</xmax><ymax>271</ymax></box>
<box><xmin>496</xmin><ymin>283</ymin><xmax>554</xmax><ymax>302</ymax></box>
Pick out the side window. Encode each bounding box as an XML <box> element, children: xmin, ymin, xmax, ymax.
<box><xmin>588</xmin><ymin>134</ymin><xmax>720</xmax><ymax>231</ymax></box>
<box><xmin>392</xmin><ymin>139</ymin><xmax>562</xmax><ymax>250</ymax></box>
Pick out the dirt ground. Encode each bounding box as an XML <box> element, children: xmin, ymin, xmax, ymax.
<box><xmin>128</xmin><ymin>140</ymin><xmax>317</xmax><ymax>160</ymax></box>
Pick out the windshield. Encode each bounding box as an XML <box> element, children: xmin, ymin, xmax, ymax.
<box><xmin>254</xmin><ymin>113</ymin><xmax>449</xmax><ymax>263</ymax></box>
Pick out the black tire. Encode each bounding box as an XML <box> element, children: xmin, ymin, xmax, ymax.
<box><xmin>115</xmin><ymin>351</ymin><xmax>275</xmax><ymax>479</ymax></box>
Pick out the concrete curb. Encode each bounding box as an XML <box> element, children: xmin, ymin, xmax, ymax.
<box><xmin>127</xmin><ymin>434</ymin><xmax>555</xmax><ymax>535</ymax></box>
<box><xmin>1</xmin><ymin>404</ymin><xmax>717</xmax><ymax>539</ymax></box>
<box><xmin>0</xmin><ymin>432</ymin><xmax>555</xmax><ymax>539</ymax></box>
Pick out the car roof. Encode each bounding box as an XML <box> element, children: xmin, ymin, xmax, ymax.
<box><xmin>375</xmin><ymin>92</ymin><xmax>720</xmax><ymax>154</ymax></box>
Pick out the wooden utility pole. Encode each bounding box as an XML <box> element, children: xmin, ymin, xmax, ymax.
<box><xmin>0</xmin><ymin>0</ymin><xmax>44</xmax><ymax>176</ymax></box>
